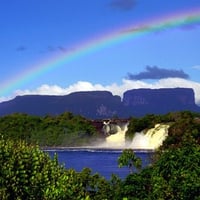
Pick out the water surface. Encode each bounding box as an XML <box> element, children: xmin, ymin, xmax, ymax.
<box><xmin>47</xmin><ymin>148</ymin><xmax>153</xmax><ymax>179</ymax></box>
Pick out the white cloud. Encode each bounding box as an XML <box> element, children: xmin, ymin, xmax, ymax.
<box><xmin>1</xmin><ymin>78</ymin><xmax>200</xmax><ymax>106</ymax></box>
<box><xmin>0</xmin><ymin>96</ymin><xmax>11</xmax><ymax>103</ymax></box>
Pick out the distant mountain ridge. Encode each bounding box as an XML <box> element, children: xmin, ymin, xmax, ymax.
<box><xmin>0</xmin><ymin>88</ymin><xmax>199</xmax><ymax>118</ymax></box>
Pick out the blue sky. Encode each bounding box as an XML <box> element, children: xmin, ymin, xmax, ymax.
<box><xmin>0</xmin><ymin>0</ymin><xmax>200</xmax><ymax>105</ymax></box>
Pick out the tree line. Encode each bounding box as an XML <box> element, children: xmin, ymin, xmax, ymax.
<box><xmin>0</xmin><ymin>112</ymin><xmax>98</xmax><ymax>146</ymax></box>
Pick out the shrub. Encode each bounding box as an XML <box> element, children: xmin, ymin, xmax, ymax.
<box><xmin>0</xmin><ymin>136</ymin><xmax>70</xmax><ymax>199</ymax></box>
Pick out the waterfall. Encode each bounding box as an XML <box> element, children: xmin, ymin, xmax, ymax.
<box><xmin>104</xmin><ymin>124</ymin><xmax>128</xmax><ymax>148</ymax></box>
<box><xmin>99</xmin><ymin>122</ymin><xmax>170</xmax><ymax>150</ymax></box>
<box><xmin>130</xmin><ymin>124</ymin><xmax>170</xmax><ymax>149</ymax></box>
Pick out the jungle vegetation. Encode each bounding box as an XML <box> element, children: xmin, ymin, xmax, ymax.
<box><xmin>0</xmin><ymin>112</ymin><xmax>98</xmax><ymax>146</ymax></box>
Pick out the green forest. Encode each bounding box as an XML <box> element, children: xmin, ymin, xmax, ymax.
<box><xmin>0</xmin><ymin>111</ymin><xmax>200</xmax><ymax>199</ymax></box>
<box><xmin>0</xmin><ymin>112</ymin><xmax>99</xmax><ymax>147</ymax></box>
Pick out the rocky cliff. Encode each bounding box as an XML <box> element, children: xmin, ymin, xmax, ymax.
<box><xmin>0</xmin><ymin>88</ymin><xmax>199</xmax><ymax>118</ymax></box>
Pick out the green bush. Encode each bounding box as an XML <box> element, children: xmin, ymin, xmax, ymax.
<box><xmin>0</xmin><ymin>136</ymin><xmax>71</xmax><ymax>199</ymax></box>
<box><xmin>0</xmin><ymin>136</ymin><xmax>114</xmax><ymax>200</ymax></box>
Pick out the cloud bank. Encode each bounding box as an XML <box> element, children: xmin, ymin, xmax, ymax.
<box><xmin>1</xmin><ymin>78</ymin><xmax>200</xmax><ymax>106</ymax></box>
<box><xmin>127</xmin><ymin>66</ymin><xmax>189</xmax><ymax>80</ymax></box>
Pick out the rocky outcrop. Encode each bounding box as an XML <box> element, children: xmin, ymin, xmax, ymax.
<box><xmin>0</xmin><ymin>88</ymin><xmax>199</xmax><ymax>118</ymax></box>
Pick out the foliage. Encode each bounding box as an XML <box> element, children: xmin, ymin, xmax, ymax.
<box><xmin>161</xmin><ymin>111</ymin><xmax>200</xmax><ymax>149</ymax></box>
<box><xmin>150</xmin><ymin>139</ymin><xmax>200</xmax><ymax>199</ymax></box>
<box><xmin>0</xmin><ymin>136</ymin><xmax>123</xmax><ymax>200</ymax></box>
<box><xmin>0</xmin><ymin>136</ymin><xmax>105</xmax><ymax>199</ymax></box>
<box><xmin>0</xmin><ymin>136</ymin><xmax>69</xmax><ymax>199</ymax></box>
<box><xmin>120</xmin><ymin>166</ymin><xmax>153</xmax><ymax>200</ymax></box>
<box><xmin>0</xmin><ymin>112</ymin><xmax>98</xmax><ymax>146</ymax></box>
<box><xmin>118</xmin><ymin>149</ymin><xmax>142</xmax><ymax>173</ymax></box>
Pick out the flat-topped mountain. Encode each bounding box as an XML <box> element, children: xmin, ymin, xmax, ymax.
<box><xmin>0</xmin><ymin>91</ymin><xmax>123</xmax><ymax>119</ymax></box>
<box><xmin>123</xmin><ymin>88</ymin><xmax>199</xmax><ymax>116</ymax></box>
<box><xmin>0</xmin><ymin>88</ymin><xmax>199</xmax><ymax>118</ymax></box>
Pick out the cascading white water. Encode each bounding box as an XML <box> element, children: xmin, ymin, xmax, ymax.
<box><xmin>99</xmin><ymin>122</ymin><xmax>170</xmax><ymax>150</ymax></box>
<box><xmin>103</xmin><ymin>124</ymin><xmax>128</xmax><ymax>148</ymax></box>
<box><xmin>130</xmin><ymin>124</ymin><xmax>170</xmax><ymax>149</ymax></box>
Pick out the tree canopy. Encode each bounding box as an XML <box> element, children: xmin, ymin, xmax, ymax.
<box><xmin>0</xmin><ymin>112</ymin><xmax>98</xmax><ymax>146</ymax></box>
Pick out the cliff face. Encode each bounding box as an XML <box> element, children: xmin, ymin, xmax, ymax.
<box><xmin>0</xmin><ymin>88</ymin><xmax>199</xmax><ymax>118</ymax></box>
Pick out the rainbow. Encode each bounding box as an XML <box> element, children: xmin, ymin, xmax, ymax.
<box><xmin>1</xmin><ymin>8</ymin><xmax>200</xmax><ymax>97</ymax></box>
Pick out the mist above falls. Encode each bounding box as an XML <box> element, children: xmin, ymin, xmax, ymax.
<box><xmin>98</xmin><ymin>122</ymin><xmax>170</xmax><ymax>150</ymax></box>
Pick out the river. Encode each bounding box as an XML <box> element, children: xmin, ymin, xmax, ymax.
<box><xmin>47</xmin><ymin>148</ymin><xmax>153</xmax><ymax>179</ymax></box>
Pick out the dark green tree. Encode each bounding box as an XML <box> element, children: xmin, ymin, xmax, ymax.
<box><xmin>151</xmin><ymin>138</ymin><xmax>200</xmax><ymax>199</ymax></box>
<box><xmin>118</xmin><ymin>149</ymin><xmax>142</xmax><ymax>173</ymax></box>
